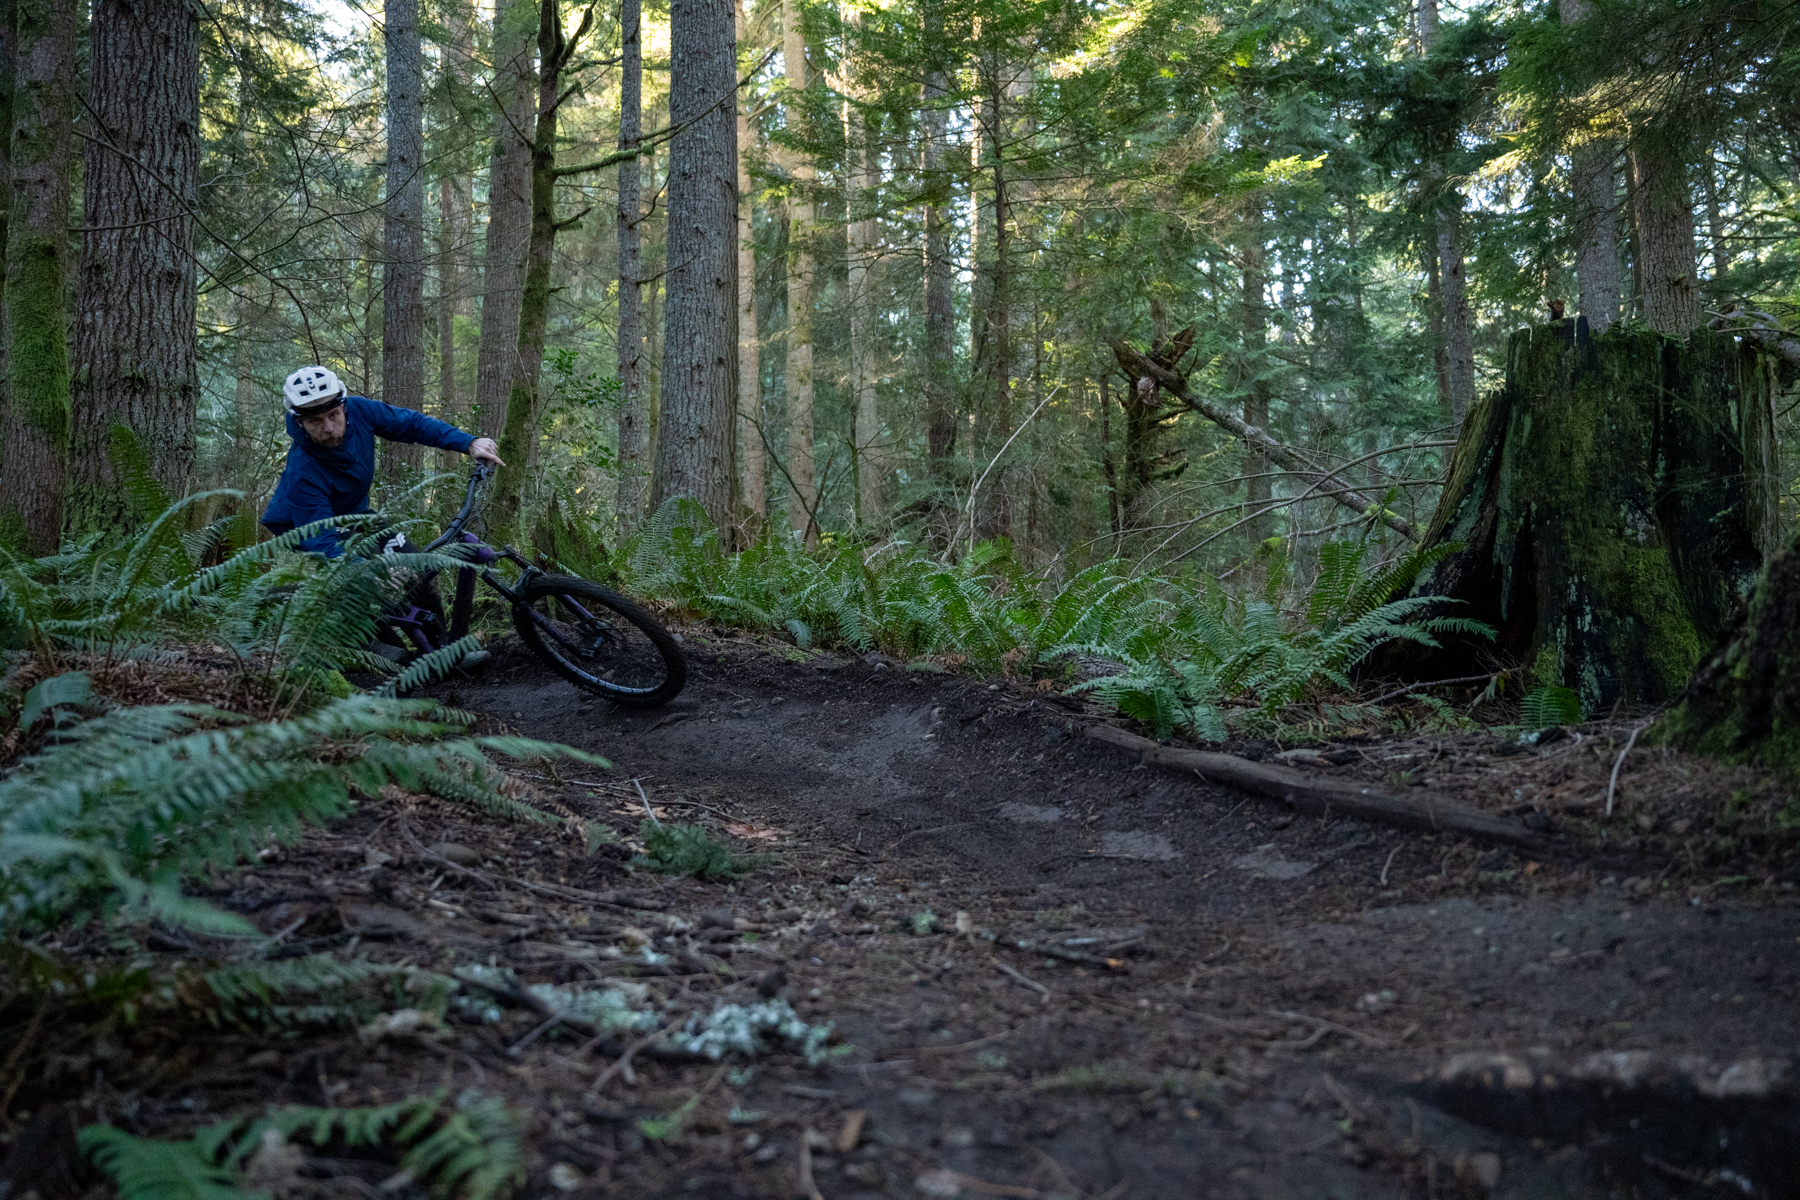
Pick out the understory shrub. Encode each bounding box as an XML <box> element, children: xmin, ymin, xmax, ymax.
<box><xmin>618</xmin><ymin>501</ymin><xmax>1492</xmax><ymax>739</ymax></box>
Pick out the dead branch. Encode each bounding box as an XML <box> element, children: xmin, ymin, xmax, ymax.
<box><xmin>1108</xmin><ymin>338</ymin><xmax>1418</xmax><ymax>542</ymax></box>
<box><xmin>1085</xmin><ymin>724</ymin><xmax>1542</xmax><ymax>848</ymax></box>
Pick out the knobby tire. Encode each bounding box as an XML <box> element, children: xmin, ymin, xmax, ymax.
<box><xmin>511</xmin><ymin>574</ymin><xmax>686</xmax><ymax>707</ymax></box>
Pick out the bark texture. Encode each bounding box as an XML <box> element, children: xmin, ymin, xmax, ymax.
<box><xmin>382</xmin><ymin>0</ymin><xmax>426</xmax><ymax>477</ymax></box>
<box><xmin>1562</xmin><ymin>0</ymin><xmax>1620</xmax><ymax>334</ymax></box>
<box><xmin>1239</xmin><ymin>207</ymin><xmax>1270</xmax><ymax>544</ymax></box>
<box><xmin>920</xmin><ymin>12</ymin><xmax>955</xmax><ymax>476</ymax></box>
<box><xmin>489</xmin><ymin>0</ymin><xmax>593</xmax><ymax>540</ymax></box>
<box><xmin>844</xmin><ymin>56</ymin><xmax>881</xmax><ymax>525</ymax></box>
<box><xmin>969</xmin><ymin>61</ymin><xmax>1011</xmax><ymax>541</ymax></box>
<box><xmin>0</xmin><ymin>0</ymin><xmax>75</xmax><ymax>553</ymax></box>
<box><xmin>1630</xmin><ymin>127</ymin><xmax>1702</xmax><ymax>336</ymax></box>
<box><xmin>1372</xmin><ymin>322</ymin><xmax>1779</xmax><ymax>710</ymax></box>
<box><xmin>1656</xmin><ymin>524</ymin><xmax>1800</xmax><ymax>773</ymax></box>
<box><xmin>472</xmin><ymin>0</ymin><xmax>536</xmax><ymax>439</ymax></box>
<box><xmin>649</xmin><ymin>0</ymin><xmax>738</xmax><ymax>530</ymax></box>
<box><xmin>780</xmin><ymin>0</ymin><xmax>815</xmax><ymax>542</ymax></box>
<box><xmin>733</xmin><ymin>0</ymin><xmax>764</xmax><ymax>533</ymax></box>
<box><xmin>67</xmin><ymin>0</ymin><xmax>199</xmax><ymax>535</ymax></box>
<box><xmin>615</xmin><ymin>0</ymin><xmax>648</xmax><ymax>531</ymax></box>
<box><xmin>1418</xmin><ymin>0</ymin><xmax>1473</xmax><ymax>423</ymax></box>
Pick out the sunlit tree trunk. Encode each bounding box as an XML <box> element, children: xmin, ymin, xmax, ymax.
<box><xmin>473</xmin><ymin>0</ymin><xmax>536</xmax><ymax>439</ymax></box>
<box><xmin>649</xmin><ymin>0</ymin><xmax>738</xmax><ymax>529</ymax></box>
<box><xmin>614</xmin><ymin>0</ymin><xmax>649</xmax><ymax>531</ymax></box>
<box><xmin>1630</xmin><ymin>125</ymin><xmax>1701</xmax><ymax>336</ymax></box>
<box><xmin>0</xmin><ymin>0</ymin><xmax>75</xmax><ymax>553</ymax></box>
<box><xmin>734</xmin><ymin>0</ymin><xmax>764</xmax><ymax>536</ymax></box>
<box><xmin>67</xmin><ymin>0</ymin><xmax>198</xmax><ymax>536</ymax></box>
<box><xmin>381</xmin><ymin>0</ymin><xmax>426</xmax><ymax>479</ymax></box>
<box><xmin>1563</xmin><ymin>0</ymin><xmax>1619</xmax><ymax>334</ymax></box>
<box><xmin>970</xmin><ymin>55</ymin><xmax>1011</xmax><ymax>541</ymax></box>
<box><xmin>436</xmin><ymin>0</ymin><xmax>474</xmax><ymax>448</ymax></box>
<box><xmin>780</xmin><ymin>0</ymin><xmax>816</xmax><ymax>542</ymax></box>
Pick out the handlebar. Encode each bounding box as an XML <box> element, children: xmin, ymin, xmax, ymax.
<box><xmin>424</xmin><ymin>464</ymin><xmax>492</xmax><ymax>552</ymax></box>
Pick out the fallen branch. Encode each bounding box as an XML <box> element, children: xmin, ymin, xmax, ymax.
<box><xmin>1109</xmin><ymin>338</ymin><xmax>1417</xmax><ymax>542</ymax></box>
<box><xmin>1605</xmin><ymin>722</ymin><xmax>1648</xmax><ymax>817</ymax></box>
<box><xmin>1085</xmin><ymin>725</ymin><xmax>1542</xmax><ymax>848</ymax></box>
<box><xmin>398</xmin><ymin>819</ymin><xmax>664</xmax><ymax>910</ymax></box>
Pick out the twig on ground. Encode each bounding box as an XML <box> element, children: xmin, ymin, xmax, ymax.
<box><xmin>509</xmin><ymin>1012</ymin><xmax>565</xmax><ymax>1055</ymax></box>
<box><xmin>585</xmin><ymin>1013</ymin><xmax>689</xmax><ymax>1096</ymax></box>
<box><xmin>635</xmin><ymin>778</ymin><xmax>662</xmax><ymax>827</ymax></box>
<box><xmin>1269</xmin><ymin>1008</ymin><xmax>1389</xmax><ymax>1048</ymax></box>
<box><xmin>1606</xmin><ymin>723</ymin><xmax>1648</xmax><ymax>817</ymax></box>
<box><xmin>1380</xmin><ymin>846</ymin><xmax>1400</xmax><ymax>886</ymax></box>
<box><xmin>798</xmin><ymin>1135</ymin><xmax>825</xmax><ymax>1200</ymax></box>
<box><xmin>993</xmin><ymin>957</ymin><xmax>1050</xmax><ymax>998</ymax></box>
<box><xmin>398</xmin><ymin>819</ymin><xmax>663</xmax><ymax>910</ymax></box>
<box><xmin>1366</xmin><ymin>673</ymin><xmax>1505</xmax><ymax>706</ymax></box>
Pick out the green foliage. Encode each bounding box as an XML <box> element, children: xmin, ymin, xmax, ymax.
<box><xmin>0</xmin><ymin>694</ymin><xmax>587</xmax><ymax>937</ymax></box>
<box><xmin>82</xmin><ymin>1089</ymin><xmax>525</xmax><ymax>1200</ymax></box>
<box><xmin>200</xmin><ymin>953</ymin><xmax>455</xmax><ymax>1030</ymax></box>
<box><xmin>1519</xmin><ymin>685</ymin><xmax>1583</xmax><ymax>729</ymax></box>
<box><xmin>635</xmin><ymin>819</ymin><xmax>749</xmax><ymax>882</ymax></box>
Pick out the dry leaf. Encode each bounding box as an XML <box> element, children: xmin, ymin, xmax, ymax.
<box><xmin>726</xmin><ymin>822</ymin><xmax>786</xmax><ymax>841</ymax></box>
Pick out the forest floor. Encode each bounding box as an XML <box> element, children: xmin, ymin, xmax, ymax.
<box><xmin>9</xmin><ymin>633</ymin><xmax>1800</xmax><ymax>1200</ymax></box>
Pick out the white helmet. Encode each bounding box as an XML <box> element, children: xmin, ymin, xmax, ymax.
<box><xmin>283</xmin><ymin>365</ymin><xmax>346</xmax><ymax>415</ymax></box>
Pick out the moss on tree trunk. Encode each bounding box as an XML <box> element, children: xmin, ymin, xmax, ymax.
<box><xmin>1375</xmin><ymin>320</ymin><xmax>1778</xmax><ymax>711</ymax></box>
<box><xmin>1655</xmin><ymin>526</ymin><xmax>1800</xmax><ymax>772</ymax></box>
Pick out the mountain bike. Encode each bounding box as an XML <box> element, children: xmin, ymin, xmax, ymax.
<box><xmin>378</xmin><ymin>465</ymin><xmax>686</xmax><ymax>707</ymax></box>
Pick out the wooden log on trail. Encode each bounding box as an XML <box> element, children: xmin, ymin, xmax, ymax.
<box><xmin>1369</xmin><ymin>320</ymin><xmax>1779</xmax><ymax>710</ymax></box>
<box><xmin>1086</xmin><ymin>724</ymin><xmax>1543</xmax><ymax>848</ymax></box>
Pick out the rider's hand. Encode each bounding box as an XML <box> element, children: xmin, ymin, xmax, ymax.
<box><xmin>470</xmin><ymin>437</ymin><xmax>506</xmax><ymax>466</ymax></box>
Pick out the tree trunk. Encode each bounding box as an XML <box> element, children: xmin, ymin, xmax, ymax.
<box><xmin>489</xmin><ymin>0</ymin><xmax>592</xmax><ymax>540</ymax></box>
<box><xmin>649</xmin><ymin>0</ymin><xmax>738</xmax><ymax>530</ymax></box>
<box><xmin>1370</xmin><ymin>321</ymin><xmax>1778</xmax><ymax>710</ymax></box>
<box><xmin>614</xmin><ymin>0</ymin><xmax>649</xmax><ymax>532</ymax></box>
<box><xmin>1630</xmin><ymin>125</ymin><xmax>1701</xmax><ymax>336</ymax></box>
<box><xmin>0</xmin><ymin>0</ymin><xmax>75</xmax><ymax>553</ymax></box>
<box><xmin>844</xmin><ymin>60</ymin><xmax>881</xmax><ymax>526</ymax></box>
<box><xmin>1561</xmin><ymin>0</ymin><xmax>1620</xmax><ymax>335</ymax></box>
<box><xmin>1418</xmin><ymin>0</ymin><xmax>1473</xmax><ymax>423</ymax></box>
<box><xmin>67</xmin><ymin>0</ymin><xmax>198</xmax><ymax>535</ymax></box>
<box><xmin>472</xmin><ymin>0</ymin><xmax>536</xmax><ymax>440</ymax></box>
<box><xmin>920</xmin><ymin>12</ymin><xmax>955</xmax><ymax>478</ymax></box>
<box><xmin>780</xmin><ymin>0</ymin><xmax>815</xmax><ymax>543</ymax></box>
<box><xmin>971</xmin><ymin>58</ymin><xmax>1010</xmax><ymax>542</ymax></box>
<box><xmin>733</xmin><ymin>0</ymin><xmax>764</xmax><ymax>536</ymax></box>
<box><xmin>1656</xmin><ymin>523</ymin><xmax>1800</xmax><ymax>773</ymax></box>
<box><xmin>381</xmin><ymin>0</ymin><xmax>426</xmax><ymax>479</ymax></box>
<box><xmin>435</xmin><ymin>0</ymin><xmax>474</xmax><ymax>452</ymax></box>
<box><xmin>1239</xmin><ymin>202</ymin><xmax>1270</xmax><ymax>546</ymax></box>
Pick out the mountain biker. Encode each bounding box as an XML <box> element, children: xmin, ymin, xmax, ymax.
<box><xmin>261</xmin><ymin>365</ymin><xmax>505</xmax><ymax>664</ymax></box>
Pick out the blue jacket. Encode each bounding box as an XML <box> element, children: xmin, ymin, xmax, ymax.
<box><xmin>261</xmin><ymin>395</ymin><xmax>475</xmax><ymax>556</ymax></box>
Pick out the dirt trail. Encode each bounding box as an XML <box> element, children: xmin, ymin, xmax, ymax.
<box><xmin>448</xmin><ymin>634</ymin><xmax>1800</xmax><ymax>1199</ymax></box>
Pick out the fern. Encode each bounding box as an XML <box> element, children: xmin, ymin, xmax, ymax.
<box><xmin>1519</xmin><ymin>685</ymin><xmax>1582</xmax><ymax>728</ymax></box>
<box><xmin>0</xmin><ymin>696</ymin><xmax>592</xmax><ymax>936</ymax></box>
<box><xmin>81</xmin><ymin>1090</ymin><xmax>526</xmax><ymax>1200</ymax></box>
<box><xmin>197</xmin><ymin>954</ymin><xmax>456</xmax><ymax>1031</ymax></box>
<box><xmin>636</xmin><ymin>820</ymin><xmax>750</xmax><ymax>881</ymax></box>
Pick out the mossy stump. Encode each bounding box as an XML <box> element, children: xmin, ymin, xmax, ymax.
<box><xmin>1374</xmin><ymin>320</ymin><xmax>1778</xmax><ymax>711</ymax></box>
<box><xmin>1655</xmin><ymin>526</ymin><xmax>1800</xmax><ymax>771</ymax></box>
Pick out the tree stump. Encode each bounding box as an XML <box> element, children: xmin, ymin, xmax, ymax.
<box><xmin>1655</xmin><ymin>526</ymin><xmax>1800</xmax><ymax>771</ymax></box>
<box><xmin>1373</xmin><ymin>320</ymin><xmax>1779</xmax><ymax>711</ymax></box>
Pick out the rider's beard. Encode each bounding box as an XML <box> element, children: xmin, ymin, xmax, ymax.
<box><xmin>312</xmin><ymin>429</ymin><xmax>346</xmax><ymax>448</ymax></box>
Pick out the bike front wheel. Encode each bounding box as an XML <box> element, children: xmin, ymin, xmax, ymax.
<box><xmin>511</xmin><ymin>574</ymin><xmax>686</xmax><ymax>707</ymax></box>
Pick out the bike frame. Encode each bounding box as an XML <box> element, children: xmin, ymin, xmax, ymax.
<box><xmin>386</xmin><ymin>466</ymin><xmax>615</xmax><ymax>661</ymax></box>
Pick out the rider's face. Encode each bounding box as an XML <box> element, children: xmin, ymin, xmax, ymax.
<box><xmin>298</xmin><ymin>402</ymin><xmax>347</xmax><ymax>448</ymax></box>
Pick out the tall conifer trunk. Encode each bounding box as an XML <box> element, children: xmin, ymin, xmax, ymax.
<box><xmin>473</xmin><ymin>0</ymin><xmax>536</xmax><ymax>439</ymax></box>
<box><xmin>920</xmin><ymin>4</ymin><xmax>955</xmax><ymax>480</ymax></box>
<box><xmin>649</xmin><ymin>0</ymin><xmax>738</xmax><ymax>528</ymax></box>
<box><xmin>489</xmin><ymin>0</ymin><xmax>594</xmax><ymax>539</ymax></box>
<box><xmin>1564</xmin><ymin>0</ymin><xmax>1619</xmax><ymax>333</ymax></box>
<box><xmin>1239</xmin><ymin>202</ymin><xmax>1270</xmax><ymax>546</ymax></box>
<box><xmin>68</xmin><ymin>0</ymin><xmax>199</xmax><ymax>535</ymax></box>
<box><xmin>436</xmin><ymin>0</ymin><xmax>474</xmax><ymax>447</ymax></box>
<box><xmin>780</xmin><ymin>0</ymin><xmax>816</xmax><ymax>543</ymax></box>
<box><xmin>381</xmin><ymin>0</ymin><xmax>426</xmax><ymax>477</ymax></box>
<box><xmin>0</xmin><ymin>0</ymin><xmax>75</xmax><ymax>553</ymax></box>
<box><xmin>843</xmin><ymin>11</ymin><xmax>880</xmax><ymax>525</ymax></box>
<box><xmin>734</xmin><ymin>0</ymin><xmax>764</xmax><ymax>535</ymax></box>
<box><xmin>615</xmin><ymin>0</ymin><xmax>649</xmax><ymax>531</ymax></box>
<box><xmin>1630</xmin><ymin>125</ymin><xmax>1702</xmax><ymax>336</ymax></box>
<box><xmin>971</xmin><ymin>56</ymin><xmax>1011</xmax><ymax>541</ymax></box>
<box><xmin>1418</xmin><ymin>0</ymin><xmax>1473</xmax><ymax>423</ymax></box>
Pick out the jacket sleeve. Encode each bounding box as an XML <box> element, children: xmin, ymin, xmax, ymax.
<box><xmin>364</xmin><ymin>398</ymin><xmax>477</xmax><ymax>454</ymax></box>
<box><xmin>282</xmin><ymin>472</ymin><xmax>349</xmax><ymax>558</ymax></box>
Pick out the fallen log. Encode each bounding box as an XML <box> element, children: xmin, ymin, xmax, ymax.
<box><xmin>1085</xmin><ymin>724</ymin><xmax>1542</xmax><ymax>848</ymax></box>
